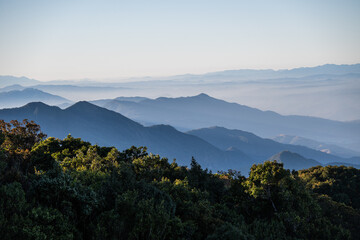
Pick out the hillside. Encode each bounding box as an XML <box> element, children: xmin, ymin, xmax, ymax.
<box><xmin>0</xmin><ymin>102</ymin><xmax>252</xmax><ymax>171</ymax></box>
<box><xmin>273</xmin><ymin>134</ymin><xmax>360</xmax><ymax>158</ymax></box>
<box><xmin>93</xmin><ymin>93</ymin><xmax>360</xmax><ymax>151</ymax></box>
<box><xmin>1</xmin><ymin>120</ymin><xmax>359</xmax><ymax>239</ymax></box>
<box><xmin>187</xmin><ymin>126</ymin><xmax>359</xmax><ymax>167</ymax></box>
<box><xmin>267</xmin><ymin>151</ymin><xmax>321</xmax><ymax>170</ymax></box>
<box><xmin>0</xmin><ymin>84</ymin><xmax>25</xmax><ymax>92</ymax></box>
<box><xmin>0</xmin><ymin>88</ymin><xmax>72</xmax><ymax>109</ymax></box>
<box><xmin>0</xmin><ymin>75</ymin><xmax>40</xmax><ymax>87</ymax></box>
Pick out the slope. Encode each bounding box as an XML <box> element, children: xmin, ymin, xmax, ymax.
<box><xmin>0</xmin><ymin>88</ymin><xmax>72</xmax><ymax>109</ymax></box>
<box><xmin>187</xmin><ymin>126</ymin><xmax>359</xmax><ymax>166</ymax></box>
<box><xmin>267</xmin><ymin>151</ymin><xmax>321</xmax><ymax>170</ymax></box>
<box><xmin>0</xmin><ymin>102</ymin><xmax>253</xmax><ymax>172</ymax></box>
<box><xmin>93</xmin><ymin>93</ymin><xmax>360</xmax><ymax>151</ymax></box>
<box><xmin>273</xmin><ymin>134</ymin><xmax>360</xmax><ymax>158</ymax></box>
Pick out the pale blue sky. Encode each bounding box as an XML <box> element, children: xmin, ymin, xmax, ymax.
<box><xmin>0</xmin><ymin>0</ymin><xmax>359</xmax><ymax>81</ymax></box>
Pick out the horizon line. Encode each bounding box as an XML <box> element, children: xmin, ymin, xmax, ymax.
<box><xmin>1</xmin><ymin>62</ymin><xmax>359</xmax><ymax>82</ymax></box>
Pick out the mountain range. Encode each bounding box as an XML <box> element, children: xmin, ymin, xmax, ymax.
<box><xmin>267</xmin><ymin>151</ymin><xmax>360</xmax><ymax>170</ymax></box>
<box><xmin>267</xmin><ymin>151</ymin><xmax>321</xmax><ymax>170</ymax></box>
<box><xmin>0</xmin><ymin>76</ymin><xmax>40</xmax><ymax>87</ymax></box>
<box><xmin>1</xmin><ymin>63</ymin><xmax>360</xmax><ymax>121</ymax></box>
<box><xmin>0</xmin><ymin>88</ymin><xmax>72</xmax><ymax>109</ymax></box>
<box><xmin>91</xmin><ymin>93</ymin><xmax>360</xmax><ymax>152</ymax></box>
<box><xmin>0</xmin><ymin>64</ymin><xmax>359</xmax><ymax>172</ymax></box>
<box><xmin>272</xmin><ymin>134</ymin><xmax>360</xmax><ymax>158</ymax></box>
<box><xmin>0</xmin><ymin>101</ymin><xmax>358</xmax><ymax>174</ymax></box>
<box><xmin>0</xmin><ymin>101</ymin><xmax>254</xmax><ymax>172</ymax></box>
<box><xmin>187</xmin><ymin>126</ymin><xmax>359</xmax><ymax>165</ymax></box>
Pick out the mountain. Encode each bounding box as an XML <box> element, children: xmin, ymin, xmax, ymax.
<box><xmin>0</xmin><ymin>84</ymin><xmax>26</xmax><ymax>92</ymax></box>
<box><xmin>0</xmin><ymin>88</ymin><xmax>72</xmax><ymax>109</ymax></box>
<box><xmin>29</xmin><ymin>85</ymin><xmax>130</xmax><ymax>102</ymax></box>
<box><xmin>276</xmin><ymin>64</ymin><xmax>360</xmax><ymax>77</ymax></box>
<box><xmin>2</xmin><ymin>63</ymin><xmax>359</xmax><ymax>121</ymax></box>
<box><xmin>272</xmin><ymin>134</ymin><xmax>360</xmax><ymax>158</ymax></box>
<box><xmin>325</xmin><ymin>162</ymin><xmax>360</xmax><ymax>168</ymax></box>
<box><xmin>187</xmin><ymin>126</ymin><xmax>360</xmax><ymax>166</ymax></box>
<box><xmin>93</xmin><ymin>94</ymin><xmax>360</xmax><ymax>151</ymax></box>
<box><xmin>268</xmin><ymin>151</ymin><xmax>360</xmax><ymax>170</ymax></box>
<box><xmin>202</xmin><ymin>64</ymin><xmax>360</xmax><ymax>80</ymax></box>
<box><xmin>0</xmin><ymin>76</ymin><xmax>40</xmax><ymax>87</ymax></box>
<box><xmin>90</xmin><ymin>97</ymin><xmax>150</xmax><ymax>111</ymax></box>
<box><xmin>0</xmin><ymin>102</ymin><xmax>253</xmax><ymax>172</ymax></box>
<box><xmin>267</xmin><ymin>151</ymin><xmax>321</xmax><ymax>170</ymax></box>
<box><xmin>3</xmin><ymin>64</ymin><xmax>359</xmax><ymax>87</ymax></box>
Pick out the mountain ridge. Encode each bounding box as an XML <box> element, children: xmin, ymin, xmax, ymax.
<box><xmin>267</xmin><ymin>151</ymin><xmax>322</xmax><ymax>170</ymax></box>
<box><xmin>187</xmin><ymin>126</ymin><xmax>359</xmax><ymax>166</ymax></box>
<box><xmin>273</xmin><ymin>134</ymin><xmax>360</xmax><ymax>158</ymax></box>
<box><xmin>93</xmin><ymin>94</ymin><xmax>360</xmax><ymax>151</ymax></box>
<box><xmin>0</xmin><ymin>88</ymin><xmax>72</xmax><ymax>109</ymax></box>
<box><xmin>0</xmin><ymin>101</ymin><xmax>254</xmax><ymax>172</ymax></box>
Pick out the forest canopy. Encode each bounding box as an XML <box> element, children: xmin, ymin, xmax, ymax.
<box><xmin>0</xmin><ymin>119</ymin><xmax>359</xmax><ymax>240</ymax></box>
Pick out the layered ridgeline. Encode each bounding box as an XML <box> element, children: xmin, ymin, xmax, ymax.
<box><xmin>0</xmin><ymin>101</ymin><xmax>253</xmax><ymax>172</ymax></box>
<box><xmin>0</xmin><ymin>102</ymin><xmax>358</xmax><ymax>173</ymax></box>
<box><xmin>272</xmin><ymin>134</ymin><xmax>360</xmax><ymax>158</ymax></box>
<box><xmin>267</xmin><ymin>151</ymin><xmax>360</xmax><ymax>170</ymax></box>
<box><xmin>91</xmin><ymin>93</ymin><xmax>360</xmax><ymax>152</ymax></box>
<box><xmin>187</xmin><ymin>127</ymin><xmax>360</xmax><ymax>167</ymax></box>
<box><xmin>0</xmin><ymin>88</ymin><xmax>73</xmax><ymax>109</ymax></box>
<box><xmin>2</xmin><ymin>63</ymin><xmax>360</xmax><ymax>120</ymax></box>
<box><xmin>0</xmin><ymin>83</ymin><xmax>129</xmax><ymax>103</ymax></box>
<box><xmin>0</xmin><ymin>75</ymin><xmax>40</xmax><ymax>87</ymax></box>
<box><xmin>0</xmin><ymin>119</ymin><xmax>359</xmax><ymax>239</ymax></box>
<box><xmin>267</xmin><ymin>151</ymin><xmax>321</xmax><ymax>170</ymax></box>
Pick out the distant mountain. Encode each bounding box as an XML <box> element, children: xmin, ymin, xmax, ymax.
<box><xmin>148</xmin><ymin>64</ymin><xmax>360</xmax><ymax>83</ymax></box>
<box><xmin>268</xmin><ymin>151</ymin><xmax>360</xmax><ymax>170</ymax></box>
<box><xmin>2</xmin><ymin>63</ymin><xmax>359</xmax><ymax>121</ymax></box>
<box><xmin>325</xmin><ymin>162</ymin><xmax>360</xmax><ymax>169</ymax></box>
<box><xmin>187</xmin><ymin>126</ymin><xmax>359</xmax><ymax>166</ymax></box>
<box><xmin>267</xmin><ymin>151</ymin><xmax>321</xmax><ymax>171</ymax></box>
<box><xmin>2</xmin><ymin>64</ymin><xmax>359</xmax><ymax>87</ymax></box>
<box><xmin>90</xmin><ymin>97</ymin><xmax>150</xmax><ymax>111</ymax></box>
<box><xmin>29</xmin><ymin>85</ymin><xmax>130</xmax><ymax>101</ymax></box>
<box><xmin>201</xmin><ymin>64</ymin><xmax>360</xmax><ymax>80</ymax></box>
<box><xmin>0</xmin><ymin>76</ymin><xmax>40</xmax><ymax>87</ymax></box>
<box><xmin>0</xmin><ymin>102</ymin><xmax>253</xmax><ymax>172</ymax></box>
<box><xmin>56</xmin><ymin>102</ymin><xmax>73</xmax><ymax>109</ymax></box>
<box><xmin>0</xmin><ymin>88</ymin><xmax>72</xmax><ymax>109</ymax></box>
<box><xmin>273</xmin><ymin>134</ymin><xmax>360</xmax><ymax>158</ymax></box>
<box><xmin>93</xmin><ymin>94</ymin><xmax>360</xmax><ymax>151</ymax></box>
<box><xmin>0</xmin><ymin>84</ymin><xmax>25</xmax><ymax>92</ymax></box>
<box><xmin>277</xmin><ymin>64</ymin><xmax>360</xmax><ymax>77</ymax></box>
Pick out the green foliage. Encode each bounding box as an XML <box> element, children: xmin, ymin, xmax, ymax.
<box><xmin>0</xmin><ymin>182</ymin><xmax>73</xmax><ymax>239</ymax></box>
<box><xmin>299</xmin><ymin>165</ymin><xmax>360</xmax><ymax>209</ymax></box>
<box><xmin>315</xmin><ymin>195</ymin><xmax>359</xmax><ymax>240</ymax></box>
<box><xmin>0</xmin><ymin>119</ymin><xmax>47</xmax><ymax>183</ymax></box>
<box><xmin>206</xmin><ymin>223</ymin><xmax>253</xmax><ymax>240</ymax></box>
<box><xmin>0</xmin><ymin>120</ymin><xmax>358</xmax><ymax>239</ymax></box>
<box><xmin>244</xmin><ymin>161</ymin><xmax>351</xmax><ymax>239</ymax></box>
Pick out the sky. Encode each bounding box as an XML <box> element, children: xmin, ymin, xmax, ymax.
<box><xmin>0</xmin><ymin>0</ymin><xmax>359</xmax><ymax>81</ymax></box>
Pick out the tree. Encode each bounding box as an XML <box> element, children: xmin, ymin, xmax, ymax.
<box><xmin>0</xmin><ymin>119</ymin><xmax>46</xmax><ymax>183</ymax></box>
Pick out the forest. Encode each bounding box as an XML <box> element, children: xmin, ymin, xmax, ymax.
<box><xmin>0</xmin><ymin>119</ymin><xmax>359</xmax><ymax>240</ymax></box>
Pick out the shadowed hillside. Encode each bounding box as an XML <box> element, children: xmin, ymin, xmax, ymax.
<box><xmin>0</xmin><ymin>102</ymin><xmax>253</xmax><ymax>171</ymax></box>
<box><xmin>187</xmin><ymin>126</ymin><xmax>359</xmax><ymax>167</ymax></box>
<box><xmin>0</xmin><ymin>88</ymin><xmax>72</xmax><ymax>109</ymax></box>
<box><xmin>93</xmin><ymin>93</ymin><xmax>360</xmax><ymax>151</ymax></box>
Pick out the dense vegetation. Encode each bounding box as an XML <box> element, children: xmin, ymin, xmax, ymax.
<box><xmin>1</xmin><ymin>119</ymin><xmax>359</xmax><ymax>239</ymax></box>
